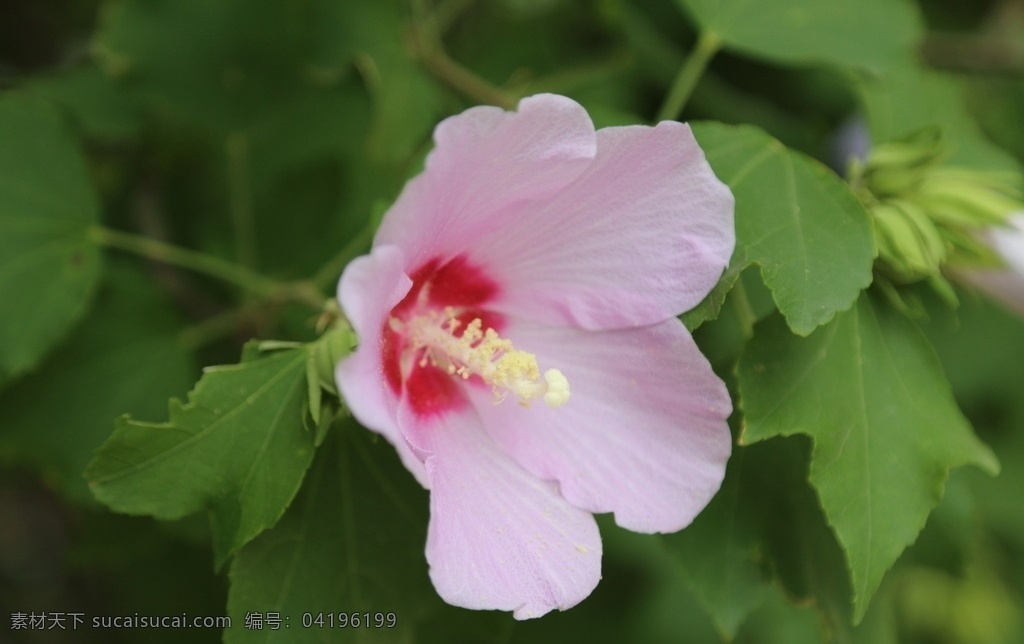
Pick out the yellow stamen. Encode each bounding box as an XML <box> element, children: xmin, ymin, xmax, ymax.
<box><xmin>407</xmin><ymin>313</ymin><xmax>570</xmax><ymax>408</ymax></box>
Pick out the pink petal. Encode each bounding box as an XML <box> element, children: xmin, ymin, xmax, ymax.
<box><xmin>991</xmin><ymin>213</ymin><xmax>1024</xmax><ymax>275</ymax></box>
<box><xmin>335</xmin><ymin>245</ymin><xmax>429</xmax><ymax>486</ymax></box>
<box><xmin>421</xmin><ymin>409</ymin><xmax>602</xmax><ymax>619</ymax></box>
<box><xmin>471</xmin><ymin>318</ymin><xmax>732</xmax><ymax>533</ymax></box>
<box><xmin>483</xmin><ymin>122</ymin><xmax>735</xmax><ymax>329</ymax></box>
<box><xmin>961</xmin><ymin>213</ymin><xmax>1024</xmax><ymax>316</ymax></box>
<box><xmin>375</xmin><ymin>94</ymin><xmax>597</xmax><ymax>266</ymax></box>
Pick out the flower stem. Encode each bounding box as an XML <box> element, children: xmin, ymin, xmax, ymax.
<box><xmin>431</xmin><ymin>0</ymin><xmax>477</xmax><ymax>34</ymax></box>
<box><xmin>177</xmin><ymin>305</ymin><xmax>260</xmax><ymax>350</ymax></box>
<box><xmin>419</xmin><ymin>45</ymin><xmax>517</xmax><ymax>109</ymax></box>
<box><xmin>409</xmin><ymin>0</ymin><xmax>516</xmax><ymax>109</ymax></box>
<box><xmin>91</xmin><ymin>225</ymin><xmax>278</xmax><ymax>296</ymax></box>
<box><xmin>656</xmin><ymin>30</ymin><xmax>721</xmax><ymax>122</ymax></box>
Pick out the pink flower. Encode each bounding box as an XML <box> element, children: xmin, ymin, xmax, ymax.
<box><xmin>966</xmin><ymin>213</ymin><xmax>1024</xmax><ymax>316</ymax></box>
<box><xmin>336</xmin><ymin>94</ymin><xmax>734</xmax><ymax>619</ymax></box>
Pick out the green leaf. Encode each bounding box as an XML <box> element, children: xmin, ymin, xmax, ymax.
<box><xmin>85</xmin><ymin>346</ymin><xmax>316</xmax><ymax>567</ymax></box>
<box><xmin>738</xmin><ymin>293</ymin><xmax>999</xmax><ymax>622</ymax></box>
<box><xmin>925</xmin><ymin>298</ymin><xmax>1024</xmax><ymax>539</ymax></box>
<box><xmin>0</xmin><ymin>94</ymin><xmax>102</xmax><ymax>383</ymax></box>
<box><xmin>675</xmin><ymin>0</ymin><xmax>920</xmax><ymax>72</ymax></box>
<box><xmin>225</xmin><ymin>423</ymin><xmax>434</xmax><ymax>643</ymax></box>
<box><xmin>692</xmin><ymin>121</ymin><xmax>875</xmax><ymax>335</ymax></box>
<box><xmin>856</xmin><ymin>62</ymin><xmax>1020</xmax><ymax>172</ymax></box>
<box><xmin>28</xmin><ymin>64</ymin><xmax>143</xmax><ymax>140</ymax></box>
<box><xmin>681</xmin><ymin>253</ymin><xmax>743</xmax><ymax>331</ymax></box>
<box><xmin>95</xmin><ymin>0</ymin><xmax>310</xmax><ymax>134</ymax></box>
<box><xmin>661</xmin><ymin>445</ymin><xmax>769</xmax><ymax>638</ymax></box>
<box><xmin>0</xmin><ymin>262</ymin><xmax>194</xmax><ymax>502</ymax></box>
<box><xmin>96</xmin><ymin>0</ymin><xmax>437</xmax><ymax>161</ymax></box>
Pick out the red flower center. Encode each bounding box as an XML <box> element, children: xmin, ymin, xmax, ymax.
<box><xmin>382</xmin><ymin>255</ymin><xmax>504</xmax><ymax>418</ymax></box>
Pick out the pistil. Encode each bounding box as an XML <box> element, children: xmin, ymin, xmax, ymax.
<box><xmin>404</xmin><ymin>311</ymin><xmax>570</xmax><ymax>408</ymax></box>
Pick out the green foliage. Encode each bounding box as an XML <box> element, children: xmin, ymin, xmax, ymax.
<box><xmin>738</xmin><ymin>293</ymin><xmax>999</xmax><ymax>621</ymax></box>
<box><xmin>856</xmin><ymin>62</ymin><xmax>1020</xmax><ymax>172</ymax></box>
<box><xmin>3</xmin><ymin>0</ymin><xmax>1023</xmax><ymax>641</ymax></box>
<box><xmin>29</xmin><ymin>64</ymin><xmax>143</xmax><ymax>140</ymax></box>
<box><xmin>675</xmin><ymin>0</ymin><xmax>920</xmax><ymax>71</ymax></box>
<box><xmin>689</xmin><ymin>122</ymin><xmax>875</xmax><ymax>335</ymax></box>
<box><xmin>85</xmin><ymin>345</ymin><xmax>317</xmax><ymax>567</ymax></box>
<box><xmin>661</xmin><ymin>444</ymin><xmax>769</xmax><ymax>638</ymax></box>
<box><xmin>0</xmin><ymin>262</ymin><xmax>194</xmax><ymax>502</ymax></box>
<box><xmin>0</xmin><ymin>95</ymin><xmax>102</xmax><ymax>382</ymax></box>
<box><xmin>225</xmin><ymin>424</ymin><xmax>434</xmax><ymax>643</ymax></box>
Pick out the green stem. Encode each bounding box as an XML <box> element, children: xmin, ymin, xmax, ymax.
<box><xmin>226</xmin><ymin>132</ymin><xmax>258</xmax><ymax>269</ymax></box>
<box><xmin>409</xmin><ymin>0</ymin><xmax>516</xmax><ymax>109</ymax></box>
<box><xmin>91</xmin><ymin>225</ymin><xmax>278</xmax><ymax>296</ymax></box>
<box><xmin>431</xmin><ymin>0</ymin><xmax>477</xmax><ymax>34</ymax></box>
<box><xmin>420</xmin><ymin>46</ymin><xmax>517</xmax><ymax>109</ymax></box>
<box><xmin>177</xmin><ymin>306</ymin><xmax>259</xmax><ymax>350</ymax></box>
<box><xmin>656</xmin><ymin>30</ymin><xmax>721</xmax><ymax>122</ymax></box>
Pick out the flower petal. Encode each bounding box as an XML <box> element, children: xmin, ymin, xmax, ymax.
<box><xmin>421</xmin><ymin>408</ymin><xmax>602</xmax><ymax>619</ymax></box>
<box><xmin>335</xmin><ymin>245</ymin><xmax>429</xmax><ymax>486</ymax></box>
<box><xmin>472</xmin><ymin>318</ymin><xmax>732</xmax><ymax>533</ymax></box>
<box><xmin>991</xmin><ymin>213</ymin><xmax>1024</xmax><ymax>275</ymax></box>
<box><xmin>962</xmin><ymin>213</ymin><xmax>1024</xmax><ymax>316</ymax></box>
<box><xmin>482</xmin><ymin>121</ymin><xmax>735</xmax><ymax>330</ymax></box>
<box><xmin>375</xmin><ymin>94</ymin><xmax>597</xmax><ymax>266</ymax></box>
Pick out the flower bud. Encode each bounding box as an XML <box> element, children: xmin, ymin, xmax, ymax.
<box><xmin>855</xmin><ymin>127</ymin><xmax>1024</xmax><ymax>287</ymax></box>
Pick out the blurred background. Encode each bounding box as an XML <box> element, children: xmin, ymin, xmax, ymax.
<box><xmin>2</xmin><ymin>0</ymin><xmax>1024</xmax><ymax>642</ymax></box>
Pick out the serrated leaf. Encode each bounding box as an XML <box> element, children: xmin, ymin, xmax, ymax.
<box><xmin>738</xmin><ymin>437</ymin><xmax>857</xmax><ymax>637</ymax></box>
<box><xmin>692</xmin><ymin>121</ymin><xmax>875</xmax><ymax>335</ymax></box>
<box><xmin>745</xmin><ymin>437</ymin><xmax>902</xmax><ymax>641</ymax></box>
<box><xmin>0</xmin><ymin>95</ymin><xmax>102</xmax><ymax>382</ymax></box>
<box><xmin>675</xmin><ymin>0</ymin><xmax>919</xmax><ymax>72</ymax></box>
<box><xmin>86</xmin><ymin>347</ymin><xmax>316</xmax><ymax>567</ymax></box>
<box><xmin>225</xmin><ymin>424</ymin><xmax>434</xmax><ymax>643</ymax></box>
<box><xmin>738</xmin><ymin>293</ymin><xmax>999</xmax><ymax>622</ymax></box>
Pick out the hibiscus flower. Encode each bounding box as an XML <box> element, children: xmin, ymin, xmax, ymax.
<box><xmin>336</xmin><ymin>94</ymin><xmax>735</xmax><ymax>619</ymax></box>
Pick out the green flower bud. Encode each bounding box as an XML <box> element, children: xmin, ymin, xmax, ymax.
<box><xmin>916</xmin><ymin>171</ymin><xmax>1021</xmax><ymax>228</ymax></box>
<box><xmin>873</xmin><ymin>200</ymin><xmax>946</xmax><ymax>281</ymax></box>
<box><xmin>856</xmin><ymin>127</ymin><xmax>945</xmax><ymax>199</ymax></box>
<box><xmin>856</xmin><ymin>127</ymin><xmax>1024</xmax><ymax>289</ymax></box>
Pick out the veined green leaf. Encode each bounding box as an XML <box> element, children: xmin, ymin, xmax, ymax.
<box><xmin>86</xmin><ymin>347</ymin><xmax>316</xmax><ymax>567</ymax></box>
<box><xmin>691</xmin><ymin>122</ymin><xmax>875</xmax><ymax>335</ymax></box>
<box><xmin>738</xmin><ymin>293</ymin><xmax>998</xmax><ymax>621</ymax></box>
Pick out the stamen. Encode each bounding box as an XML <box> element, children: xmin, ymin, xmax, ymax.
<box><xmin>409</xmin><ymin>313</ymin><xmax>570</xmax><ymax>408</ymax></box>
